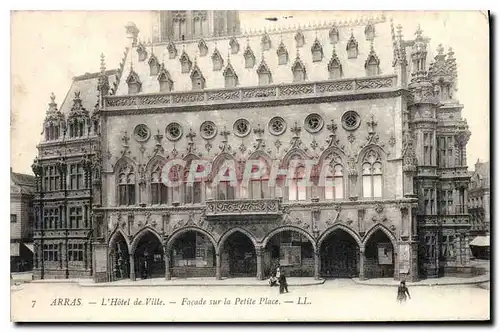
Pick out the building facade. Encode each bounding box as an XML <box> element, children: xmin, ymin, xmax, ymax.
<box><xmin>10</xmin><ymin>169</ymin><xmax>36</xmax><ymax>272</ymax></box>
<box><xmin>33</xmin><ymin>11</ymin><xmax>473</xmax><ymax>282</ymax></box>
<box><xmin>468</xmin><ymin>160</ymin><xmax>490</xmax><ymax>236</ymax></box>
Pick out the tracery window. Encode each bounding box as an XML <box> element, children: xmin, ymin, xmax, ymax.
<box><xmin>118</xmin><ymin>164</ymin><xmax>136</xmax><ymax>206</ymax></box>
<box><xmin>184</xmin><ymin>168</ymin><xmax>202</xmax><ymax>204</ymax></box>
<box><xmin>362</xmin><ymin>150</ymin><xmax>382</xmax><ymax>198</ymax></box>
<box><xmin>268</xmin><ymin>117</ymin><xmax>286</xmax><ymax>136</ymax></box>
<box><xmin>288</xmin><ymin>157</ymin><xmax>307</xmax><ymax>202</ymax></box>
<box><xmin>249</xmin><ymin>159</ymin><xmax>270</xmax><ymax>199</ymax></box>
<box><xmin>321</xmin><ymin>156</ymin><xmax>344</xmax><ymax>200</ymax></box>
<box><xmin>216</xmin><ymin>168</ymin><xmax>235</xmax><ymax>201</ymax></box>
<box><xmin>151</xmin><ymin>164</ymin><xmax>168</xmax><ymax>205</ymax></box>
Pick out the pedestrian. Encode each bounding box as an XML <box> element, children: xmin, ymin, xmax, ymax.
<box><xmin>397</xmin><ymin>281</ymin><xmax>411</xmax><ymax>303</ymax></box>
<box><xmin>269</xmin><ymin>265</ymin><xmax>278</xmax><ymax>287</ymax></box>
<box><xmin>142</xmin><ymin>259</ymin><xmax>148</xmax><ymax>279</ymax></box>
<box><xmin>279</xmin><ymin>269</ymin><xmax>289</xmax><ymax>294</ymax></box>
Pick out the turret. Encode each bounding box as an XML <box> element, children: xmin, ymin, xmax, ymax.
<box><xmin>42</xmin><ymin>93</ymin><xmax>65</xmax><ymax>142</ymax></box>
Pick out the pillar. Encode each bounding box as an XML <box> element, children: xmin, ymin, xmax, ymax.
<box><xmin>164</xmin><ymin>246</ymin><xmax>171</xmax><ymax>280</ymax></box>
<box><xmin>256</xmin><ymin>246</ymin><xmax>263</xmax><ymax>280</ymax></box>
<box><xmin>314</xmin><ymin>249</ymin><xmax>320</xmax><ymax>280</ymax></box>
<box><xmin>359</xmin><ymin>247</ymin><xmax>366</xmax><ymax>280</ymax></box>
<box><xmin>129</xmin><ymin>254</ymin><xmax>136</xmax><ymax>281</ymax></box>
<box><xmin>215</xmin><ymin>252</ymin><xmax>221</xmax><ymax>280</ymax></box>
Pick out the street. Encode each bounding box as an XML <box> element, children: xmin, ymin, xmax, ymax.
<box><xmin>11</xmin><ymin>279</ymin><xmax>490</xmax><ymax>322</ymax></box>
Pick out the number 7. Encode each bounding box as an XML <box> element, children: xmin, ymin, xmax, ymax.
<box><xmin>31</xmin><ymin>300</ymin><xmax>36</xmax><ymax>308</ymax></box>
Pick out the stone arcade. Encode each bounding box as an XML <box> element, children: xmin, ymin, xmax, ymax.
<box><xmin>31</xmin><ymin>11</ymin><xmax>472</xmax><ymax>282</ymax></box>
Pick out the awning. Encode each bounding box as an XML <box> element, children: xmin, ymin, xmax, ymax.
<box><xmin>470</xmin><ymin>236</ymin><xmax>490</xmax><ymax>247</ymax></box>
<box><xmin>24</xmin><ymin>243</ymin><xmax>34</xmax><ymax>253</ymax></box>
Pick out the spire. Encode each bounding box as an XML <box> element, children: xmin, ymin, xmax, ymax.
<box><xmin>48</xmin><ymin>92</ymin><xmax>57</xmax><ymax>113</ymax></box>
<box><xmin>98</xmin><ymin>53</ymin><xmax>110</xmax><ymax>96</ymax></box>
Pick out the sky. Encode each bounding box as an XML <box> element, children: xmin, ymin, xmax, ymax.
<box><xmin>10</xmin><ymin>10</ymin><xmax>489</xmax><ymax>175</ymax></box>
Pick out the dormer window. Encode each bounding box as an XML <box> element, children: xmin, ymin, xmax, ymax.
<box><xmin>229</xmin><ymin>37</ymin><xmax>240</xmax><ymax>54</ymax></box>
<box><xmin>346</xmin><ymin>33</ymin><xmax>358</xmax><ymax>59</ymax></box>
<box><xmin>257</xmin><ymin>61</ymin><xmax>272</xmax><ymax>86</ymax></box>
<box><xmin>148</xmin><ymin>54</ymin><xmax>160</xmax><ymax>76</ymax></box>
<box><xmin>365</xmin><ymin>46</ymin><xmax>380</xmax><ymax>76</ymax></box>
<box><xmin>137</xmin><ymin>43</ymin><xmax>148</xmax><ymax>62</ymax></box>
<box><xmin>329</xmin><ymin>26</ymin><xmax>339</xmax><ymax>44</ymax></box>
<box><xmin>190</xmin><ymin>65</ymin><xmax>205</xmax><ymax>90</ymax></box>
<box><xmin>292</xmin><ymin>58</ymin><xmax>306</xmax><ymax>83</ymax></box>
<box><xmin>365</xmin><ymin>23</ymin><xmax>375</xmax><ymax>41</ymax></box>
<box><xmin>179</xmin><ymin>51</ymin><xmax>192</xmax><ymax>74</ymax></box>
<box><xmin>158</xmin><ymin>66</ymin><xmax>173</xmax><ymax>92</ymax></box>
<box><xmin>168</xmin><ymin>41</ymin><xmax>177</xmax><ymax>59</ymax></box>
<box><xmin>295</xmin><ymin>31</ymin><xmax>305</xmax><ymax>48</ymax></box>
<box><xmin>212</xmin><ymin>49</ymin><xmax>224</xmax><ymax>71</ymax></box>
<box><xmin>261</xmin><ymin>33</ymin><xmax>271</xmax><ymax>51</ymax></box>
<box><xmin>244</xmin><ymin>46</ymin><xmax>256</xmax><ymax>68</ymax></box>
<box><xmin>277</xmin><ymin>42</ymin><xmax>288</xmax><ymax>65</ymax></box>
<box><xmin>328</xmin><ymin>57</ymin><xmax>343</xmax><ymax>79</ymax></box>
<box><xmin>311</xmin><ymin>39</ymin><xmax>323</xmax><ymax>62</ymax></box>
<box><xmin>223</xmin><ymin>63</ymin><xmax>238</xmax><ymax>88</ymax></box>
<box><xmin>198</xmin><ymin>39</ymin><xmax>208</xmax><ymax>57</ymax></box>
<box><xmin>126</xmin><ymin>70</ymin><xmax>142</xmax><ymax>95</ymax></box>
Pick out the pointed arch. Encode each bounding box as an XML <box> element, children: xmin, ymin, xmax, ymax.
<box><xmin>113</xmin><ymin>156</ymin><xmax>137</xmax><ymax>172</ymax></box>
<box><xmin>291</xmin><ymin>55</ymin><xmax>307</xmax><ymax>82</ymax></box>
<box><xmin>243</xmin><ymin>45</ymin><xmax>256</xmax><ymax>68</ymax></box>
<box><xmin>328</xmin><ymin>47</ymin><xmax>343</xmax><ymax>79</ymax></box>
<box><xmin>311</xmin><ymin>38</ymin><xmax>323</xmax><ymax>62</ymax></box>
<box><xmin>276</xmin><ymin>41</ymin><xmax>289</xmax><ymax>65</ymax></box>
<box><xmin>108</xmin><ymin>227</ymin><xmax>131</xmax><ymax>251</ymax></box>
<box><xmin>317</xmin><ymin>146</ymin><xmax>347</xmax><ymax>166</ymax></box>
<box><xmin>210</xmin><ymin>152</ymin><xmax>238</xmax><ymax>179</ymax></box>
<box><xmin>145</xmin><ymin>155</ymin><xmax>167</xmax><ymax>174</ymax></box>
<box><xmin>157</xmin><ymin>64</ymin><xmax>173</xmax><ymax>92</ymax></box>
<box><xmin>148</xmin><ymin>53</ymin><xmax>160</xmax><ymax>76</ymax></box>
<box><xmin>130</xmin><ymin>226</ymin><xmax>164</xmax><ymax>255</ymax></box>
<box><xmin>190</xmin><ymin>63</ymin><xmax>205</xmax><ymax>90</ymax></box>
<box><xmin>346</xmin><ymin>33</ymin><xmax>359</xmax><ymax>59</ymax></box>
<box><xmin>359</xmin><ymin>145</ymin><xmax>385</xmax><ymax>199</ymax></box>
<box><xmin>365</xmin><ymin>46</ymin><xmax>381</xmax><ymax>76</ymax></box>
<box><xmin>248</xmin><ymin>149</ymin><xmax>273</xmax><ymax>166</ymax></box>
<box><xmin>198</xmin><ymin>39</ymin><xmax>208</xmax><ymax>57</ymax></box>
<box><xmin>166</xmin><ymin>226</ymin><xmax>218</xmax><ymax>253</ymax></box>
<box><xmin>261</xmin><ymin>226</ymin><xmax>317</xmax><ymax>251</ymax></box>
<box><xmin>362</xmin><ymin>223</ymin><xmax>397</xmax><ymax>249</ymax></box>
<box><xmin>261</xmin><ymin>32</ymin><xmax>271</xmax><ymax>51</ymax></box>
<box><xmin>295</xmin><ymin>30</ymin><xmax>305</xmax><ymax>48</ymax></box>
<box><xmin>180</xmin><ymin>50</ymin><xmax>192</xmax><ymax>74</ymax></box>
<box><xmin>329</xmin><ymin>26</ymin><xmax>340</xmax><ymax>44</ymax></box>
<box><xmin>317</xmin><ymin>224</ymin><xmax>363</xmax><ymax>249</ymax></box>
<box><xmin>167</xmin><ymin>40</ymin><xmax>177</xmax><ymax>59</ymax></box>
<box><xmin>365</xmin><ymin>23</ymin><xmax>376</xmax><ymax>41</ymax></box>
<box><xmin>280</xmin><ymin>148</ymin><xmax>311</xmax><ymax>168</ymax></box>
<box><xmin>223</xmin><ymin>63</ymin><xmax>238</xmax><ymax>88</ymax></box>
<box><xmin>126</xmin><ymin>69</ymin><xmax>142</xmax><ymax>94</ymax></box>
<box><xmin>257</xmin><ymin>57</ymin><xmax>272</xmax><ymax>85</ymax></box>
<box><xmin>211</xmin><ymin>48</ymin><xmax>224</xmax><ymax>71</ymax></box>
<box><xmin>356</xmin><ymin>144</ymin><xmax>386</xmax><ymax>164</ymax></box>
<box><xmin>229</xmin><ymin>37</ymin><xmax>240</xmax><ymax>54</ymax></box>
<box><xmin>218</xmin><ymin>227</ymin><xmax>258</xmax><ymax>249</ymax></box>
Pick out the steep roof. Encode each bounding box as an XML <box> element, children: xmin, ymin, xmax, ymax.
<box><xmin>115</xmin><ymin>16</ymin><xmax>395</xmax><ymax>95</ymax></box>
<box><xmin>59</xmin><ymin>69</ymin><xmax>119</xmax><ymax>116</ymax></box>
<box><xmin>471</xmin><ymin>160</ymin><xmax>490</xmax><ymax>189</ymax></box>
<box><xmin>11</xmin><ymin>170</ymin><xmax>36</xmax><ymax>194</ymax></box>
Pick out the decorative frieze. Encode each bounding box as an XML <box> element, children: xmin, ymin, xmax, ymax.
<box><xmin>104</xmin><ymin>75</ymin><xmax>397</xmax><ymax>109</ymax></box>
<box><xmin>205</xmin><ymin>198</ymin><xmax>282</xmax><ymax>218</ymax></box>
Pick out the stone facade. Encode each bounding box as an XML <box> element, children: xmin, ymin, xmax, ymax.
<box><xmin>32</xmin><ymin>12</ymin><xmax>472</xmax><ymax>282</ymax></box>
<box><xmin>10</xmin><ymin>169</ymin><xmax>36</xmax><ymax>272</ymax></box>
<box><xmin>468</xmin><ymin>160</ymin><xmax>490</xmax><ymax>236</ymax></box>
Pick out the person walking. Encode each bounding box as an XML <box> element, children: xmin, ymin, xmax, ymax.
<box><xmin>278</xmin><ymin>268</ymin><xmax>289</xmax><ymax>294</ymax></box>
<box><xmin>397</xmin><ymin>281</ymin><xmax>411</xmax><ymax>303</ymax></box>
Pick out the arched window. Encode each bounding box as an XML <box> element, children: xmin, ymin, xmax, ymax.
<box><xmin>292</xmin><ymin>59</ymin><xmax>306</xmax><ymax>83</ymax></box>
<box><xmin>191</xmin><ymin>65</ymin><xmax>205</xmax><ymax>90</ymax></box>
<box><xmin>249</xmin><ymin>159</ymin><xmax>270</xmax><ymax>199</ymax></box>
<box><xmin>329</xmin><ymin>26</ymin><xmax>339</xmax><ymax>44</ymax></box>
<box><xmin>328</xmin><ymin>49</ymin><xmax>343</xmax><ymax>79</ymax></box>
<box><xmin>244</xmin><ymin>46</ymin><xmax>255</xmax><ymax>68</ymax></box>
<box><xmin>322</xmin><ymin>157</ymin><xmax>344</xmax><ymax>200</ymax></box>
<box><xmin>216</xmin><ymin>168</ymin><xmax>235</xmax><ymax>201</ymax></box>
<box><xmin>277</xmin><ymin>43</ymin><xmax>288</xmax><ymax>65</ymax></box>
<box><xmin>118</xmin><ymin>164</ymin><xmax>136</xmax><ymax>206</ymax></box>
<box><xmin>288</xmin><ymin>159</ymin><xmax>307</xmax><ymax>201</ymax></box>
<box><xmin>362</xmin><ymin>150</ymin><xmax>383</xmax><ymax>198</ymax></box>
<box><xmin>180</xmin><ymin>52</ymin><xmax>192</xmax><ymax>74</ymax></box>
<box><xmin>212</xmin><ymin>49</ymin><xmax>224</xmax><ymax>71</ymax></box>
<box><xmin>365</xmin><ymin>56</ymin><xmax>380</xmax><ymax>76</ymax></box>
<box><xmin>158</xmin><ymin>67</ymin><xmax>173</xmax><ymax>92</ymax></box>
<box><xmin>257</xmin><ymin>61</ymin><xmax>272</xmax><ymax>86</ymax></box>
<box><xmin>261</xmin><ymin>34</ymin><xmax>271</xmax><ymax>51</ymax></box>
<box><xmin>150</xmin><ymin>164</ymin><xmax>168</xmax><ymax>205</ymax></box>
<box><xmin>223</xmin><ymin>64</ymin><xmax>238</xmax><ymax>88</ymax></box>
<box><xmin>295</xmin><ymin>31</ymin><xmax>305</xmax><ymax>48</ymax></box>
<box><xmin>346</xmin><ymin>33</ymin><xmax>358</xmax><ymax>59</ymax></box>
<box><xmin>148</xmin><ymin>55</ymin><xmax>160</xmax><ymax>76</ymax></box>
<box><xmin>311</xmin><ymin>39</ymin><xmax>323</xmax><ymax>62</ymax></box>
<box><xmin>184</xmin><ymin>165</ymin><xmax>202</xmax><ymax>204</ymax></box>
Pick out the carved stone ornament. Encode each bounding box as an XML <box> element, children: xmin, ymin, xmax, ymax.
<box><xmin>375</xmin><ymin>204</ymin><xmax>384</xmax><ymax>214</ymax></box>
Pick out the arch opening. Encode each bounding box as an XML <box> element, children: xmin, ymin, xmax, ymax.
<box><xmin>170</xmin><ymin>231</ymin><xmax>216</xmax><ymax>278</ymax></box>
<box><xmin>320</xmin><ymin>229</ymin><xmax>360</xmax><ymax>278</ymax></box>
<box><xmin>109</xmin><ymin>232</ymin><xmax>130</xmax><ymax>281</ymax></box>
<box><xmin>264</xmin><ymin>230</ymin><xmax>314</xmax><ymax>278</ymax></box>
<box><xmin>364</xmin><ymin>229</ymin><xmax>395</xmax><ymax>279</ymax></box>
<box><xmin>220</xmin><ymin>231</ymin><xmax>256</xmax><ymax>278</ymax></box>
<box><xmin>133</xmin><ymin>231</ymin><xmax>164</xmax><ymax>279</ymax></box>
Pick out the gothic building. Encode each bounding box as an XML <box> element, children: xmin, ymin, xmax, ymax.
<box><xmin>32</xmin><ymin>11</ymin><xmax>473</xmax><ymax>282</ymax></box>
<box><xmin>468</xmin><ymin>160</ymin><xmax>490</xmax><ymax>236</ymax></box>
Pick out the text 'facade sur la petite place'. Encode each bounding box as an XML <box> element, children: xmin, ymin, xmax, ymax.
<box><xmin>31</xmin><ymin>11</ymin><xmax>474</xmax><ymax>283</ymax></box>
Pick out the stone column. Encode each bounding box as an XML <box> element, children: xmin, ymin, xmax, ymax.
<box><xmin>129</xmin><ymin>254</ymin><xmax>136</xmax><ymax>281</ymax></box>
<box><xmin>164</xmin><ymin>246</ymin><xmax>171</xmax><ymax>280</ymax></box>
<box><xmin>256</xmin><ymin>246</ymin><xmax>263</xmax><ymax>280</ymax></box>
<box><xmin>314</xmin><ymin>249</ymin><xmax>320</xmax><ymax>280</ymax></box>
<box><xmin>359</xmin><ymin>247</ymin><xmax>366</xmax><ymax>280</ymax></box>
<box><xmin>215</xmin><ymin>252</ymin><xmax>221</xmax><ymax>280</ymax></box>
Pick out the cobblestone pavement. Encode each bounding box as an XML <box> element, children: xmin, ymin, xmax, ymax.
<box><xmin>11</xmin><ymin>279</ymin><xmax>490</xmax><ymax>322</ymax></box>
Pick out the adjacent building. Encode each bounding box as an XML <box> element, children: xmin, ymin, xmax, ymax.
<box><xmin>10</xmin><ymin>168</ymin><xmax>36</xmax><ymax>272</ymax></box>
<box><xmin>32</xmin><ymin>11</ymin><xmax>473</xmax><ymax>282</ymax></box>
